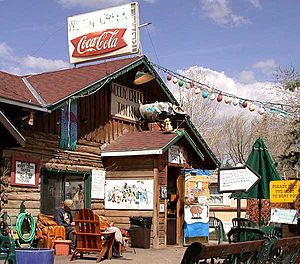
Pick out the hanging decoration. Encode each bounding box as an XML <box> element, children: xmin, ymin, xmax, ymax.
<box><xmin>150</xmin><ymin>61</ymin><xmax>299</xmax><ymax>118</ymax></box>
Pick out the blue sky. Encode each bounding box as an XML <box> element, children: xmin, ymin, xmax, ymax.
<box><xmin>1</xmin><ymin>0</ymin><xmax>299</xmax><ymax>87</ymax></box>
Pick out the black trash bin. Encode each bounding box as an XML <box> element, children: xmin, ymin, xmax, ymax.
<box><xmin>129</xmin><ymin>217</ymin><xmax>152</xmax><ymax>249</ymax></box>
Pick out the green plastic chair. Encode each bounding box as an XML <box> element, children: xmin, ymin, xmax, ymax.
<box><xmin>227</xmin><ymin>227</ymin><xmax>264</xmax><ymax>243</ymax></box>
<box><xmin>209</xmin><ymin>217</ymin><xmax>227</xmax><ymax>244</ymax></box>
<box><xmin>232</xmin><ymin>217</ymin><xmax>256</xmax><ymax>228</ymax></box>
<box><xmin>0</xmin><ymin>234</ymin><xmax>16</xmax><ymax>264</ymax></box>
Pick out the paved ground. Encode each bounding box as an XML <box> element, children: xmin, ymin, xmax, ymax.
<box><xmin>54</xmin><ymin>246</ymin><xmax>186</xmax><ymax>264</ymax></box>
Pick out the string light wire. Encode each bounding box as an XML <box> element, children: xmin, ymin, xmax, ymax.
<box><xmin>150</xmin><ymin>62</ymin><xmax>299</xmax><ymax>118</ymax></box>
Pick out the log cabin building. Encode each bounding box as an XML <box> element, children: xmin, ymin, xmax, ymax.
<box><xmin>0</xmin><ymin>55</ymin><xmax>219</xmax><ymax>248</ymax></box>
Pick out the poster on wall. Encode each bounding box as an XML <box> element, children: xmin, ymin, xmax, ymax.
<box><xmin>91</xmin><ymin>169</ymin><xmax>106</xmax><ymax>199</ymax></box>
<box><xmin>183</xmin><ymin>169</ymin><xmax>210</xmax><ymax>245</ymax></box>
<box><xmin>105</xmin><ymin>179</ymin><xmax>153</xmax><ymax>210</ymax></box>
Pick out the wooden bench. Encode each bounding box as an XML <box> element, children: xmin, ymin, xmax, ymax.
<box><xmin>181</xmin><ymin>236</ymin><xmax>300</xmax><ymax>264</ymax></box>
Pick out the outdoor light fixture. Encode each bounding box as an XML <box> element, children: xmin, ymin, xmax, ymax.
<box><xmin>133</xmin><ymin>70</ymin><xmax>155</xmax><ymax>85</ymax></box>
<box><xmin>28</xmin><ymin>112</ymin><xmax>34</xmax><ymax>126</ymax></box>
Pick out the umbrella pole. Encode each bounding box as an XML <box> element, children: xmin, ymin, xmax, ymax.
<box><xmin>258</xmin><ymin>199</ymin><xmax>262</xmax><ymax>227</ymax></box>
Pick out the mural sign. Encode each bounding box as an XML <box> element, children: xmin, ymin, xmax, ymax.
<box><xmin>105</xmin><ymin>179</ymin><xmax>153</xmax><ymax>210</ymax></box>
<box><xmin>67</xmin><ymin>2</ymin><xmax>140</xmax><ymax>64</ymax></box>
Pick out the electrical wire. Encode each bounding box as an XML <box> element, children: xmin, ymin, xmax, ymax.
<box><xmin>150</xmin><ymin>62</ymin><xmax>300</xmax><ymax>118</ymax></box>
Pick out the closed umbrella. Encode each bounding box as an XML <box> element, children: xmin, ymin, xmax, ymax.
<box><xmin>239</xmin><ymin>138</ymin><xmax>282</xmax><ymax>225</ymax></box>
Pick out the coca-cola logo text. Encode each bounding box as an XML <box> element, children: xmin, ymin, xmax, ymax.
<box><xmin>71</xmin><ymin>28</ymin><xmax>127</xmax><ymax>57</ymax></box>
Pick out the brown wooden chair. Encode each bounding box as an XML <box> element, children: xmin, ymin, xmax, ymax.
<box><xmin>70</xmin><ymin>209</ymin><xmax>115</xmax><ymax>262</ymax></box>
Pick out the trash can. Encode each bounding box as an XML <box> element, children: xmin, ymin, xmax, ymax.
<box><xmin>130</xmin><ymin>217</ymin><xmax>152</xmax><ymax>249</ymax></box>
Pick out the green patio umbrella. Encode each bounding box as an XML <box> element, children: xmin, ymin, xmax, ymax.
<box><xmin>235</xmin><ymin>138</ymin><xmax>282</xmax><ymax>225</ymax></box>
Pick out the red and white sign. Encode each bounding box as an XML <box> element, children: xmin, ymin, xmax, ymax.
<box><xmin>68</xmin><ymin>2</ymin><xmax>140</xmax><ymax>64</ymax></box>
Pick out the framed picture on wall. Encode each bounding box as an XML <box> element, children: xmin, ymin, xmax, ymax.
<box><xmin>11</xmin><ymin>156</ymin><xmax>40</xmax><ymax>187</ymax></box>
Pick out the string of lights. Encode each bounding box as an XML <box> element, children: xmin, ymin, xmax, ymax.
<box><xmin>150</xmin><ymin>62</ymin><xmax>299</xmax><ymax>118</ymax></box>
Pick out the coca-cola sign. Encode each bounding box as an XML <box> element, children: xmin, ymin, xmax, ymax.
<box><xmin>71</xmin><ymin>29</ymin><xmax>127</xmax><ymax>57</ymax></box>
<box><xmin>68</xmin><ymin>3</ymin><xmax>139</xmax><ymax>64</ymax></box>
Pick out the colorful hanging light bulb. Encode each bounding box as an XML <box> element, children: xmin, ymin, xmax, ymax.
<box><xmin>172</xmin><ymin>77</ymin><xmax>178</xmax><ymax>84</ymax></box>
<box><xmin>249</xmin><ymin>103</ymin><xmax>255</xmax><ymax>112</ymax></box>
<box><xmin>232</xmin><ymin>98</ymin><xmax>239</xmax><ymax>106</ymax></box>
<box><xmin>209</xmin><ymin>93</ymin><xmax>216</xmax><ymax>100</ymax></box>
<box><xmin>190</xmin><ymin>80</ymin><xmax>195</xmax><ymax>89</ymax></box>
<box><xmin>178</xmin><ymin>80</ymin><xmax>184</xmax><ymax>87</ymax></box>
<box><xmin>195</xmin><ymin>88</ymin><xmax>201</xmax><ymax>94</ymax></box>
<box><xmin>217</xmin><ymin>93</ymin><xmax>223</xmax><ymax>102</ymax></box>
<box><xmin>202</xmin><ymin>90</ymin><xmax>208</xmax><ymax>98</ymax></box>
<box><xmin>242</xmin><ymin>100</ymin><xmax>248</xmax><ymax>108</ymax></box>
<box><xmin>258</xmin><ymin>106</ymin><xmax>265</xmax><ymax>115</ymax></box>
<box><xmin>167</xmin><ymin>74</ymin><xmax>172</xmax><ymax>81</ymax></box>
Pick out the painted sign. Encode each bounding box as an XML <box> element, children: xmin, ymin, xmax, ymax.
<box><xmin>183</xmin><ymin>169</ymin><xmax>210</xmax><ymax>246</ymax></box>
<box><xmin>104</xmin><ymin>179</ymin><xmax>153</xmax><ymax>210</ymax></box>
<box><xmin>67</xmin><ymin>2</ymin><xmax>140</xmax><ymax>64</ymax></box>
<box><xmin>91</xmin><ymin>169</ymin><xmax>106</xmax><ymax>199</ymax></box>
<box><xmin>270</xmin><ymin>180</ymin><xmax>300</xmax><ymax>203</ymax></box>
<box><xmin>270</xmin><ymin>208</ymin><xmax>298</xmax><ymax>225</ymax></box>
<box><xmin>110</xmin><ymin>82</ymin><xmax>144</xmax><ymax>121</ymax></box>
<box><xmin>218</xmin><ymin>165</ymin><xmax>261</xmax><ymax>193</ymax></box>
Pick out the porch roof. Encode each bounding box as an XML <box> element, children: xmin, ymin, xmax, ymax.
<box><xmin>101</xmin><ymin>129</ymin><xmax>204</xmax><ymax>161</ymax></box>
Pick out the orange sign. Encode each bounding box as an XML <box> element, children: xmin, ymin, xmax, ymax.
<box><xmin>270</xmin><ymin>180</ymin><xmax>300</xmax><ymax>203</ymax></box>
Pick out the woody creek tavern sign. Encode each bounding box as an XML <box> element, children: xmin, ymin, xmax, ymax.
<box><xmin>111</xmin><ymin>82</ymin><xmax>144</xmax><ymax>122</ymax></box>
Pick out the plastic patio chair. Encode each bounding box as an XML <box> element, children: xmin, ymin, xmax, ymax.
<box><xmin>209</xmin><ymin>217</ymin><xmax>227</xmax><ymax>244</ymax></box>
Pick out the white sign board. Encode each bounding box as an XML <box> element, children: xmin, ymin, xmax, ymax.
<box><xmin>218</xmin><ymin>165</ymin><xmax>261</xmax><ymax>193</ymax></box>
<box><xmin>105</xmin><ymin>179</ymin><xmax>153</xmax><ymax>210</ymax></box>
<box><xmin>15</xmin><ymin>161</ymin><xmax>36</xmax><ymax>185</ymax></box>
<box><xmin>110</xmin><ymin>82</ymin><xmax>143</xmax><ymax>121</ymax></box>
<box><xmin>91</xmin><ymin>169</ymin><xmax>106</xmax><ymax>199</ymax></box>
<box><xmin>67</xmin><ymin>2</ymin><xmax>140</xmax><ymax>64</ymax></box>
<box><xmin>271</xmin><ymin>208</ymin><xmax>298</xmax><ymax>225</ymax></box>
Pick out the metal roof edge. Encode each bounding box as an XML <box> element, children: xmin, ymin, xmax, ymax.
<box><xmin>22</xmin><ymin>77</ymin><xmax>48</xmax><ymax>107</ymax></box>
<box><xmin>0</xmin><ymin>97</ymin><xmax>50</xmax><ymax>113</ymax></box>
<box><xmin>176</xmin><ymin>129</ymin><xmax>204</xmax><ymax>161</ymax></box>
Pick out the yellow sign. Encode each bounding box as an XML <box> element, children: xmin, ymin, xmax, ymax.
<box><xmin>270</xmin><ymin>180</ymin><xmax>300</xmax><ymax>203</ymax></box>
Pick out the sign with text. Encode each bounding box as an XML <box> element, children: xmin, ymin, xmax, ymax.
<box><xmin>11</xmin><ymin>156</ymin><xmax>40</xmax><ymax>187</ymax></box>
<box><xmin>110</xmin><ymin>82</ymin><xmax>144</xmax><ymax>122</ymax></box>
<box><xmin>91</xmin><ymin>169</ymin><xmax>106</xmax><ymax>199</ymax></box>
<box><xmin>67</xmin><ymin>2</ymin><xmax>140</xmax><ymax>64</ymax></box>
<box><xmin>270</xmin><ymin>180</ymin><xmax>300</xmax><ymax>203</ymax></box>
<box><xmin>218</xmin><ymin>165</ymin><xmax>261</xmax><ymax>193</ymax></box>
<box><xmin>270</xmin><ymin>208</ymin><xmax>298</xmax><ymax>225</ymax></box>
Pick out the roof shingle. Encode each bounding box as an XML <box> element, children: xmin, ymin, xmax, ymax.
<box><xmin>102</xmin><ymin>130</ymin><xmax>178</xmax><ymax>153</ymax></box>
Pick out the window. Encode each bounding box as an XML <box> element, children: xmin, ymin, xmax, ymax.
<box><xmin>209</xmin><ymin>185</ymin><xmax>231</xmax><ymax>206</ymax></box>
<box><xmin>41</xmin><ymin>169</ymin><xmax>91</xmax><ymax>215</ymax></box>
